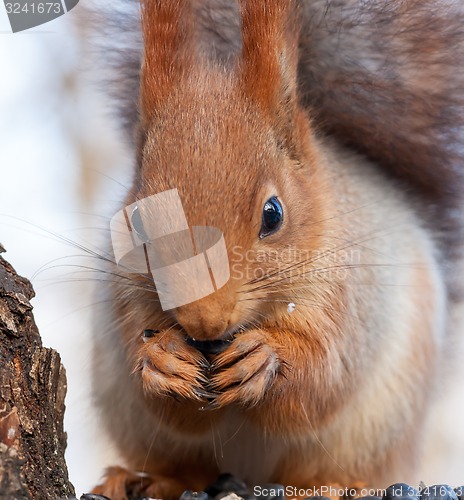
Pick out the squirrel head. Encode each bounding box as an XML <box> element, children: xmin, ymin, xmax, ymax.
<box><xmin>120</xmin><ymin>0</ymin><xmax>333</xmax><ymax>342</ymax></box>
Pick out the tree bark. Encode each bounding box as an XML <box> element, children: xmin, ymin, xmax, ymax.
<box><xmin>0</xmin><ymin>243</ymin><xmax>75</xmax><ymax>498</ymax></box>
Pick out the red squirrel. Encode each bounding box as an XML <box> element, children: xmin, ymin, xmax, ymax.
<box><xmin>88</xmin><ymin>0</ymin><xmax>464</xmax><ymax>498</ymax></box>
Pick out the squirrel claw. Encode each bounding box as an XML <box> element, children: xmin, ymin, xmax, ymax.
<box><xmin>193</xmin><ymin>388</ymin><xmax>217</xmax><ymax>400</ymax></box>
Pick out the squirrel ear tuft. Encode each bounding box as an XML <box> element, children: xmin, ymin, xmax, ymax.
<box><xmin>239</xmin><ymin>0</ymin><xmax>305</xmax><ymax>159</ymax></box>
<box><xmin>139</xmin><ymin>0</ymin><xmax>193</xmax><ymax>128</ymax></box>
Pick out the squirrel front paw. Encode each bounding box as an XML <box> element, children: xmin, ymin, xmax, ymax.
<box><xmin>209</xmin><ymin>330</ymin><xmax>280</xmax><ymax>408</ymax></box>
<box><xmin>137</xmin><ymin>329</ymin><xmax>211</xmax><ymax>401</ymax></box>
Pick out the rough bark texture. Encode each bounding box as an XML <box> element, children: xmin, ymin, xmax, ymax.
<box><xmin>0</xmin><ymin>243</ymin><xmax>75</xmax><ymax>499</ymax></box>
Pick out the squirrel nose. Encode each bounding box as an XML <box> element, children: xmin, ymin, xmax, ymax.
<box><xmin>175</xmin><ymin>298</ymin><xmax>232</xmax><ymax>341</ymax></box>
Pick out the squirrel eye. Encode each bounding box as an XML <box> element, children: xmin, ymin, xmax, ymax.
<box><xmin>259</xmin><ymin>196</ymin><xmax>284</xmax><ymax>239</ymax></box>
<box><xmin>130</xmin><ymin>205</ymin><xmax>150</xmax><ymax>243</ymax></box>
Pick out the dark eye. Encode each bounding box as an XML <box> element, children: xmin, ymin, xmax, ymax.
<box><xmin>259</xmin><ymin>196</ymin><xmax>284</xmax><ymax>239</ymax></box>
<box><xmin>130</xmin><ymin>205</ymin><xmax>150</xmax><ymax>243</ymax></box>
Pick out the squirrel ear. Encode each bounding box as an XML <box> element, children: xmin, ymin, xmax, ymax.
<box><xmin>139</xmin><ymin>0</ymin><xmax>193</xmax><ymax>128</ymax></box>
<box><xmin>239</xmin><ymin>0</ymin><xmax>305</xmax><ymax>159</ymax></box>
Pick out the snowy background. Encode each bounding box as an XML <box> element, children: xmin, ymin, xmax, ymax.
<box><xmin>0</xmin><ymin>2</ymin><xmax>463</xmax><ymax>496</ymax></box>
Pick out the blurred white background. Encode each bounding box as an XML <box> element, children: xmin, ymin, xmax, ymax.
<box><xmin>0</xmin><ymin>2</ymin><xmax>463</xmax><ymax>497</ymax></box>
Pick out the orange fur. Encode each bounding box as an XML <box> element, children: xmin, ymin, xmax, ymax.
<box><xmin>139</xmin><ymin>0</ymin><xmax>192</xmax><ymax>127</ymax></box>
<box><xmin>239</xmin><ymin>0</ymin><xmax>295</xmax><ymax>112</ymax></box>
